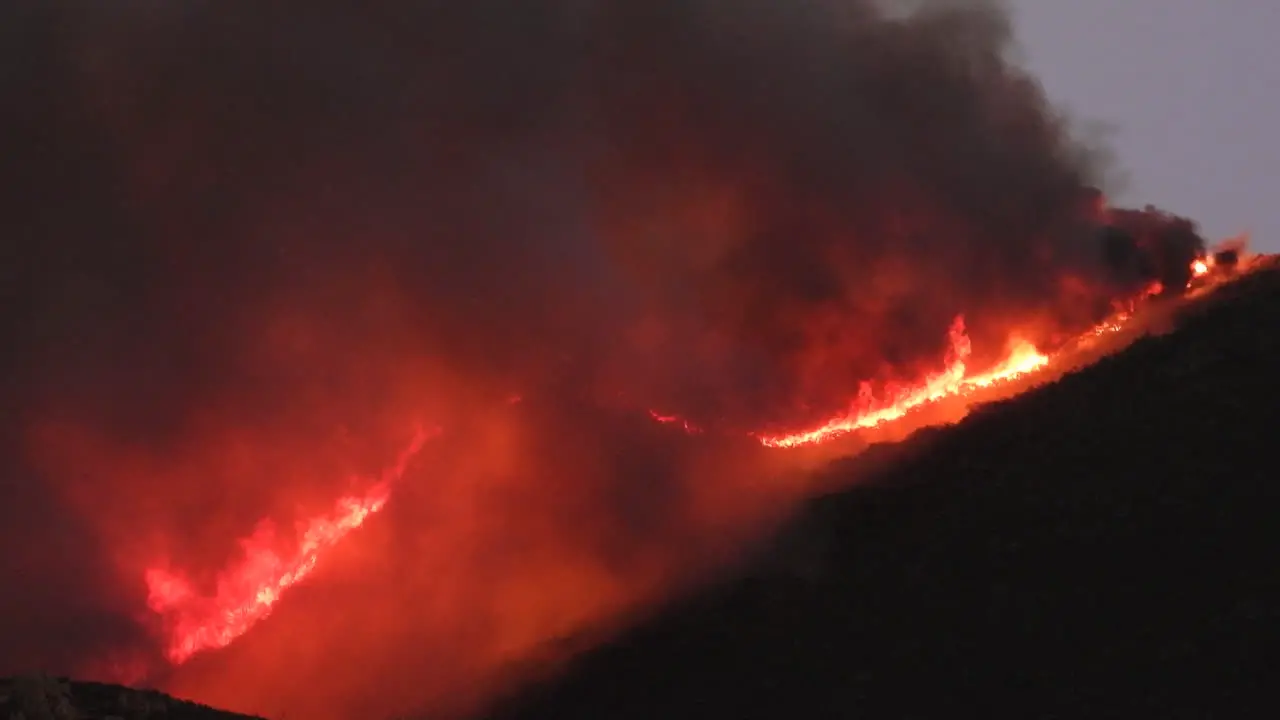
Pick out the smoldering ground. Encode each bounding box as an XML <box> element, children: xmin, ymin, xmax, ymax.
<box><xmin>1</xmin><ymin>0</ymin><xmax>1169</xmax><ymax>717</ymax></box>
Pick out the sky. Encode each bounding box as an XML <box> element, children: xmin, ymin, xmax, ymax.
<box><xmin>1010</xmin><ymin>0</ymin><xmax>1280</xmax><ymax>252</ymax></box>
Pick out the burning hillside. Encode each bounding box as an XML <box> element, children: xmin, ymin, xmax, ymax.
<box><xmin>0</xmin><ymin>1</ymin><xmax>1253</xmax><ymax>719</ymax></box>
<box><xmin>485</xmin><ymin>256</ymin><xmax>1280</xmax><ymax>720</ymax></box>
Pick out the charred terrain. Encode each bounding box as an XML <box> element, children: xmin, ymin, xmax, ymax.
<box><xmin>485</xmin><ymin>260</ymin><xmax>1280</xmax><ymax>720</ymax></box>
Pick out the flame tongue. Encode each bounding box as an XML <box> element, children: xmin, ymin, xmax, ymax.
<box><xmin>725</xmin><ymin>255</ymin><xmax>1222</xmax><ymax>449</ymax></box>
<box><xmin>146</xmin><ymin>427</ymin><xmax>435</xmax><ymax>664</ymax></box>
<box><xmin>755</xmin><ymin>316</ymin><xmax>1048</xmax><ymax>448</ymax></box>
<box><xmin>141</xmin><ymin>256</ymin><xmax>1225</xmax><ymax>665</ymax></box>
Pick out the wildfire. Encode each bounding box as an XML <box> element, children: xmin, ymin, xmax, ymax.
<box><xmin>146</xmin><ymin>426</ymin><xmax>436</xmax><ymax>663</ymax></box>
<box><xmin>649</xmin><ymin>410</ymin><xmax>704</xmax><ymax>434</ymax></box>
<box><xmin>755</xmin><ymin>317</ymin><xmax>1048</xmax><ymax>448</ymax></box>
<box><xmin>751</xmin><ymin>255</ymin><xmax>1224</xmax><ymax>448</ymax></box>
<box><xmin>142</xmin><ymin>255</ymin><xmax>1232</xmax><ymax>666</ymax></box>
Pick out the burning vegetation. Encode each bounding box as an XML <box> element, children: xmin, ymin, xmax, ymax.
<box><xmin>486</xmin><ymin>255</ymin><xmax>1280</xmax><ymax>720</ymax></box>
<box><xmin>0</xmin><ymin>1</ymin><xmax>1254</xmax><ymax>719</ymax></box>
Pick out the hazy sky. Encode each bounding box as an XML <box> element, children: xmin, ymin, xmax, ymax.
<box><xmin>1010</xmin><ymin>1</ymin><xmax>1279</xmax><ymax>252</ymax></box>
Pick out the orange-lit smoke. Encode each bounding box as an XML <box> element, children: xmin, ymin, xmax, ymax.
<box><xmin>145</xmin><ymin>427</ymin><xmax>435</xmax><ymax>664</ymax></box>
<box><xmin>754</xmin><ymin>316</ymin><xmax>1047</xmax><ymax>448</ymax></box>
<box><xmin>0</xmin><ymin>1</ymin><xmax>1232</xmax><ymax>719</ymax></box>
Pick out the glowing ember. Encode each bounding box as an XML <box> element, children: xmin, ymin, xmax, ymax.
<box><xmin>649</xmin><ymin>410</ymin><xmax>703</xmax><ymax>434</ymax></box>
<box><xmin>1083</xmin><ymin>311</ymin><xmax>1135</xmax><ymax>342</ymax></box>
<box><xmin>756</xmin><ymin>316</ymin><xmax>1047</xmax><ymax>448</ymax></box>
<box><xmin>146</xmin><ymin>427</ymin><xmax>436</xmax><ymax>663</ymax></box>
<box><xmin>752</xmin><ymin>255</ymin><xmax>1231</xmax><ymax>449</ymax></box>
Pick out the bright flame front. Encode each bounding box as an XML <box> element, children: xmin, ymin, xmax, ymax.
<box><xmin>143</xmin><ymin>256</ymin><xmax>1229</xmax><ymax>666</ymax></box>
<box><xmin>754</xmin><ymin>316</ymin><xmax>1048</xmax><ymax>448</ymax></box>
<box><xmin>146</xmin><ymin>427</ymin><xmax>434</xmax><ymax>663</ymax></box>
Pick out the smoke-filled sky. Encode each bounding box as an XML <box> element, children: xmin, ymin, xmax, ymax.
<box><xmin>0</xmin><ymin>1</ymin><xmax>1240</xmax><ymax>719</ymax></box>
<box><xmin>1011</xmin><ymin>0</ymin><xmax>1279</xmax><ymax>252</ymax></box>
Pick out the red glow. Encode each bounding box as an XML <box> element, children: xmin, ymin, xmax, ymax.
<box><xmin>748</xmin><ymin>255</ymin><xmax>1231</xmax><ymax>448</ymax></box>
<box><xmin>753</xmin><ymin>316</ymin><xmax>1047</xmax><ymax>448</ymax></box>
<box><xmin>145</xmin><ymin>427</ymin><xmax>436</xmax><ymax>663</ymax></box>
<box><xmin>138</xmin><ymin>254</ymin><xmax>1224</xmax><ymax>667</ymax></box>
<box><xmin>648</xmin><ymin>410</ymin><xmax>704</xmax><ymax>434</ymax></box>
<box><xmin>121</xmin><ymin>247</ymin><xmax>1249</xmax><ymax>720</ymax></box>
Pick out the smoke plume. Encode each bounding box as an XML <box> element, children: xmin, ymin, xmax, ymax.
<box><xmin>0</xmin><ymin>1</ymin><xmax>1201</xmax><ymax>717</ymax></box>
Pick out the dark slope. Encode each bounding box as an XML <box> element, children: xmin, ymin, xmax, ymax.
<box><xmin>0</xmin><ymin>675</ymin><xmax>265</xmax><ymax>720</ymax></box>
<box><xmin>487</xmin><ymin>261</ymin><xmax>1280</xmax><ymax>720</ymax></box>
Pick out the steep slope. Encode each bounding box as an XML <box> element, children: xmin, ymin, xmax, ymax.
<box><xmin>486</xmin><ymin>259</ymin><xmax>1280</xmax><ymax>720</ymax></box>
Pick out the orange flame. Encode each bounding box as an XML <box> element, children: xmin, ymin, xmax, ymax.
<box><xmin>648</xmin><ymin>409</ymin><xmax>704</xmax><ymax>434</ymax></box>
<box><xmin>146</xmin><ymin>426</ymin><xmax>436</xmax><ymax>663</ymax></box>
<box><xmin>755</xmin><ymin>316</ymin><xmax>1047</xmax><ymax>448</ymax></box>
<box><xmin>139</xmin><ymin>253</ymin><xmax>1232</xmax><ymax>668</ymax></box>
<box><xmin>753</xmin><ymin>255</ymin><xmax>1225</xmax><ymax>449</ymax></box>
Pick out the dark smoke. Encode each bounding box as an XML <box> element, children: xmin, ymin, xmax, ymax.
<box><xmin>1102</xmin><ymin>206</ymin><xmax>1206</xmax><ymax>295</ymax></box>
<box><xmin>0</xmin><ymin>0</ymin><xmax>1206</xmax><ymax>717</ymax></box>
<box><xmin>4</xmin><ymin>0</ymin><xmax>1146</xmax><ymax>427</ymax></box>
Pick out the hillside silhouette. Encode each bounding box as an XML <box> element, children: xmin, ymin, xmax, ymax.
<box><xmin>485</xmin><ymin>259</ymin><xmax>1280</xmax><ymax>720</ymax></box>
<box><xmin>0</xmin><ymin>675</ymin><xmax>265</xmax><ymax>720</ymax></box>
